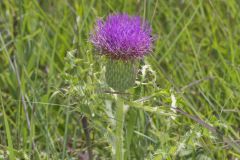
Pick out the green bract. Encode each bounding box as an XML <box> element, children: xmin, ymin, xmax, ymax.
<box><xmin>105</xmin><ymin>59</ymin><xmax>138</xmax><ymax>92</ymax></box>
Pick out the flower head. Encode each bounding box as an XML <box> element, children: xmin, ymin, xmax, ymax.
<box><xmin>90</xmin><ymin>13</ymin><xmax>153</xmax><ymax>60</ymax></box>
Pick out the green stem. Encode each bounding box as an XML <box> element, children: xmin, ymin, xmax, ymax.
<box><xmin>115</xmin><ymin>96</ymin><xmax>124</xmax><ymax>160</ymax></box>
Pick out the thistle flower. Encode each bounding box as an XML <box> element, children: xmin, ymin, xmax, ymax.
<box><xmin>90</xmin><ymin>13</ymin><xmax>153</xmax><ymax>91</ymax></box>
<box><xmin>90</xmin><ymin>13</ymin><xmax>153</xmax><ymax>60</ymax></box>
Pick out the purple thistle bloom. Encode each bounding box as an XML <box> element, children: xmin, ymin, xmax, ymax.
<box><xmin>90</xmin><ymin>13</ymin><xmax>153</xmax><ymax>60</ymax></box>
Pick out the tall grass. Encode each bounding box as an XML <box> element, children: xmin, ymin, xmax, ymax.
<box><xmin>0</xmin><ymin>0</ymin><xmax>240</xmax><ymax>159</ymax></box>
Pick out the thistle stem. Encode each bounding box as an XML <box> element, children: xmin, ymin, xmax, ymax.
<box><xmin>115</xmin><ymin>96</ymin><xmax>124</xmax><ymax>160</ymax></box>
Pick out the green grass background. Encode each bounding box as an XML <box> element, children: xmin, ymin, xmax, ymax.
<box><xmin>0</xmin><ymin>0</ymin><xmax>240</xmax><ymax>159</ymax></box>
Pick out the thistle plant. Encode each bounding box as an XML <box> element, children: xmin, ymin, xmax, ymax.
<box><xmin>90</xmin><ymin>13</ymin><xmax>153</xmax><ymax>159</ymax></box>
